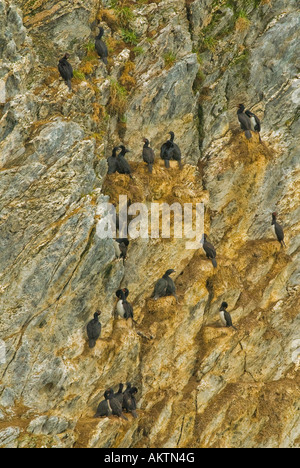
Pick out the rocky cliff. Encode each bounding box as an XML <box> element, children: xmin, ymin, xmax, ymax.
<box><xmin>0</xmin><ymin>0</ymin><xmax>299</xmax><ymax>448</ymax></box>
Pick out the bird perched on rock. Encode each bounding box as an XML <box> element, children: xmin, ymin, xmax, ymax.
<box><xmin>245</xmin><ymin>109</ymin><xmax>261</xmax><ymax>142</ymax></box>
<box><xmin>202</xmin><ymin>234</ymin><xmax>217</xmax><ymax>268</ymax></box>
<box><xmin>237</xmin><ymin>104</ymin><xmax>252</xmax><ymax>139</ymax></box>
<box><xmin>272</xmin><ymin>212</ymin><xmax>286</xmax><ymax>247</ymax></box>
<box><xmin>94</xmin><ymin>389</ymin><xmax>128</xmax><ymax>420</ymax></box>
<box><xmin>94</xmin><ymin>389</ymin><xmax>113</xmax><ymax>417</ymax></box>
<box><xmin>123</xmin><ymin>387</ymin><xmax>138</xmax><ymax>418</ymax></box>
<box><xmin>142</xmin><ymin>138</ymin><xmax>155</xmax><ymax>173</ymax></box>
<box><xmin>114</xmin><ymin>383</ymin><xmax>124</xmax><ymax>405</ymax></box>
<box><xmin>165</xmin><ymin>269</ymin><xmax>179</xmax><ymax>302</ymax></box>
<box><xmin>160</xmin><ymin>138</ymin><xmax>173</xmax><ymax>168</ymax></box>
<box><xmin>87</xmin><ymin>311</ymin><xmax>101</xmax><ymax>348</ymax></box>
<box><xmin>160</xmin><ymin>132</ymin><xmax>182</xmax><ymax>168</ymax></box>
<box><xmin>58</xmin><ymin>53</ymin><xmax>73</xmax><ymax>91</ymax></box>
<box><xmin>168</xmin><ymin>131</ymin><xmax>183</xmax><ymax>169</ymax></box>
<box><xmin>116</xmin><ymin>288</ymin><xmax>134</xmax><ymax>320</ymax></box>
<box><xmin>107</xmin><ymin>146</ymin><xmax>120</xmax><ymax>174</ymax></box>
<box><xmin>219</xmin><ymin>302</ymin><xmax>238</xmax><ymax>331</ymax></box>
<box><xmin>95</xmin><ymin>26</ymin><xmax>108</xmax><ymax>65</ymax></box>
<box><xmin>117</xmin><ymin>145</ymin><xmax>132</xmax><ymax>176</ymax></box>
<box><xmin>152</xmin><ymin>269</ymin><xmax>178</xmax><ymax>301</ymax></box>
<box><xmin>115</xmin><ymin>238</ymin><xmax>129</xmax><ymax>259</ymax></box>
<box><xmin>123</xmin><ymin>382</ymin><xmax>132</xmax><ymax>398</ymax></box>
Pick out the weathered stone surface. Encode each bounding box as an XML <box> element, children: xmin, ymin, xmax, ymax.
<box><xmin>0</xmin><ymin>426</ymin><xmax>20</xmax><ymax>447</ymax></box>
<box><xmin>0</xmin><ymin>0</ymin><xmax>299</xmax><ymax>449</ymax></box>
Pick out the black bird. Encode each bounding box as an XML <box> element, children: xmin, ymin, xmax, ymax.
<box><xmin>58</xmin><ymin>53</ymin><xmax>73</xmax><ymax>91</ymax></box>
<box><xmin>203</xmin><ymin>234</ymin><xmax>217</xmax><ymax>268</ymax></box>
<box><xmin>115</xmin><ymin>383</ymin><xmax>124</xmax><ymax>406</ymax></box>
<box><xmin>95</xmin><ymin>389</ymin><xmax>128</xmax><ymax>420</ymax></box>
<box><xmin>117</xmin><ymin>145</ymin><xmax>132</xmax><ymax>176</ymax></box>
<box><xmin>94</xmin><ymin>389</ymin><xmax>113</xmax><ymax>417</ymax></box>
<box><xmin>245</xmin><ymin>109</ymin><xmax>262</xmax><ymax>142</ymax></box>
<box><xmin>123</xmin><ymin>382</ymin><xmax>132</xmax><ymax>397</ymax></box>
<box><xmin>95</xmin><ymin>27</ymin><xmax>108</xmax><ymax>65</ymax></box>
<box><xmin>87</xmin><ymin>311</ymin><xmax>102</xmax><ymax>348</ymax></box>
<box><xmin>122</xmin><ymin>383</ymin><xmax>132</xmax><ymax>407</ymax></box>
<box><xmin>272</xmin><ymin>212</ymin><xmax>286</xmax><ymax>247</ymax></box>
<box><xmin>115</xmin><ymin>238</ymin><xmax>129</xmax><ymax>259</ymax></box>
<box><xmin>237</xmin><ymin>104</ymin><xmax>252</xmax><ymax>140</ymax></box>
<box><xmin>107</xmin><ymin>146</ymin><xmax>120</xmax><ymax>174</ymax></box>
<box><xmin>165</xmin><ymin>269</ymin><xmax>179</xmax><ymax>302</ymax></box>
<box><xmin>152</xmin><ymin>269</ymin><xmax>177</xmax><ymax>300</ymax></box>
<box><xmin>123</xmin><ymin>387</ymin><xmax>138</xmax><ymax>418</ymax></box>
<box><xmin>168</xmin><ymin>131</ymin><xmax>183</xmax><ymax>168</ymax></box>
<box><xmin>142</xmin><ymin>138</ymin><xmax>155</xmax><ymax>173</ymax></box>
<box><xmin>116</xmin><ymin>288</ymin><xmax>134</xmax><ymax>320</ymax></box>
<box><xmin>160</xmin><ymin>139</ymin><xmax>173</xmax><ymax>168</ymax></box>
<box><xmin>219</xmin><ymin>302</ymin><xmax>238</xmax><ymax>330</ymax></box>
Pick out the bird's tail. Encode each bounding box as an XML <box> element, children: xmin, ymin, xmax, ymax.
<box><xmin>131</xmin><ymin>410</ymin><xmax>138</xmax><ymax>419</ymax></box>
<box><xmin>178</xmin><ymin>161</ymin><xmax>183</xmax><ymax>170</ymax></box>
<box><xmin>102</xmin><ymin>57</ymin><xmax>108</xmax><ymax>65</ymax></box>
<box><xmin>281</xmin><ymin>240</ymin><xmax>286</xmax><ymax>248</ymax></box>
<box><xmin>232</xmin><ymin>325</ymin><xmax>238</xmax><ymax>331</ymax></box>
<box><xmin>212</xmin><ymin>258</ymin><xmax>217</xmax><ymax>268</ymax></box>
<box><xmin>148</xmin><ymin>164</ymin><xmax>153</xmax><ymax>173</ymax></box>
<box><xmin>258</xmin><ymin>133</ymin><xmax>262</xmax><ymax>143</ymax></box>
<box><xmin>245</xmin><ymin>130</ymin><xmax>252</xmax><ymax>140</ymax></box>
<box><xmin>67</xmin><ymin>79</ymin><xmax>72</xmax><ymax>91</ymax></box>
<box><xmin>164</xmin><ymin>159</ymin><xmax>170</xmax><ymax>168</ymax></box>
<box><xmin>89</xmin><ymin>339</ymin><xmax>96</xmax><ymax>349</ymax></box>
<box><xmin>120</xmin><ymin>413</ymin><xmax>128</xmax><ymax>421</ymax></box>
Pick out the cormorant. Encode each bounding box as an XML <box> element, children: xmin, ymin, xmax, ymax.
<box><xmin>237</xmin><ymin>104</ymin><xmax>252</xmax><ymax>139</ymax></box>
<box><xmin>165</xmin><ymin>269</ymin><xmax>179</xmax><ymax>302</ymax></box>
<box><xmin>142</xmin><ymin>138</ymin><xmax>155</xmax><ymax>173</ymax></box>
<box><xmin>117</xmin><ymin>145</ymin><xmax>132</xmax><ymax>176</ymax></box>
<box><xmin>152</xmin><ymin>269</ymin><xmax>177</xmax><ymax>300</ymax></box>
<box><xmin>123</xmin><ymin>387</ymin><xmax>138</xmax><ymax>418</ymax></box>
<box><xmin>95</xmin><ymin>27</ymin><xmax>108</xmax><ymax>65</ymax></box>
<box><xmin>116</xmin><ymin>289</ymin><xmax>134</xmax><ymax>320</ymax></box>
<box><xmin>95</xmin><ymin>389</ymin><xmax>128</xmax><ymax>420</ymax></box>
<box><xmin>160</xmin><ymin>139</ymin><xmax>173</xmax><ymax>168</ymax></box>
<box><xmin>168</xmin><ymin>131</ymin><xmax>183</xmax><ymax>169</ymax></box>
<box><xmin>219</xmin><ymin>302</ymin><xmax>237</xmax><ymax>330</ymax></box>
<box><xmin>123</xmin><ymin>382</ymin><xmax>132</xmax><ymax>397</ymax></box>
<box><xmin>203</xmin><ymin>234</ymin><xmax>217</xmax><ymax>268</ymax></box>
<box><xmin>87</xmin><ymin>311</ymin><xmax>102</xmax><ymax>348</ymax></box>
<box><xmin>272</xmin><ymin>212</ymin><xmax>286</xmax><ymax>247</ymax></box>
<box><xmin>94</xmin><ymin>389</ymin><xmax>112</xmax><ymax>417</ymax></box>
<box><xmin>58</xmin><ymin>53</ymin><xmax>73</xmax><ymax>91</ymax></box>
<box><xmin>107</xmin><ymin>146</ymin><xmax>120</xmax><ymax>174</ymax></box>
<box><xmin>115</xmin><ymin>383</ymin><xmax>124</xmax><ymax>405</ymax></box>
<box><xmin>245</xmin><ymin>109</ymin><xmax>262</xmax><ymax>142</ymax></box>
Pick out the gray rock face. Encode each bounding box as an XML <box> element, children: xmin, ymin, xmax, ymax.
<box><xmin>0</xmin><ymin>0</ymin><xmax>299</xmax><ymax>449</ymax></box>
<box><xmin>27</xmin><ymin>415</ymin><xmax>71</xmax><ymax>435</ymax></box>
<box><xmin>126</xmin><ymin>53</ymin><xmax>200</xmax><ymax>165</ymax></box>
<box><xmin>0</xmin><ymin>427</ymin><xmax>20</xmax><ymax>448</ymax></box>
